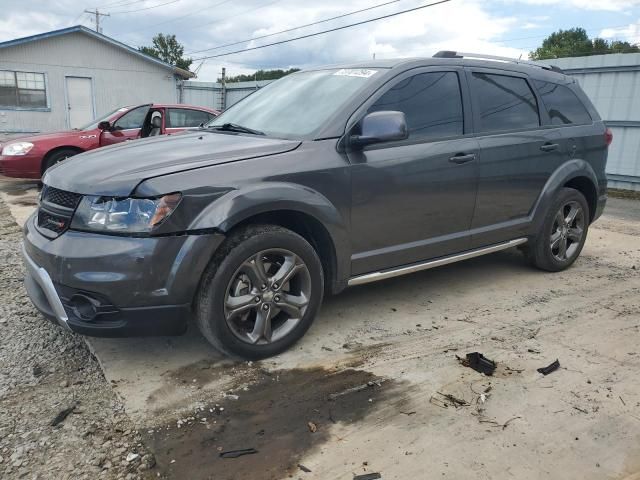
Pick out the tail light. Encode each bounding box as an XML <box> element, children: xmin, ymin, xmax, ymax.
<box><xmin>605</xmin><ymin>127</ymin><xmax>613</xmax><ymax>147</ymax></box>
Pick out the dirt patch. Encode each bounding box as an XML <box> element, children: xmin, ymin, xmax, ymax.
<box><xmin>144</xmin><ymin>367</ymin><xmax>397</xmax><ymax>480</ymax></box>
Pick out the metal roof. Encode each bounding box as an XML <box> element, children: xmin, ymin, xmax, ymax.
<box><xmin>0</xmin><ymin>25</ymin><xmax>194</xmax><ymax>79</ymax></box>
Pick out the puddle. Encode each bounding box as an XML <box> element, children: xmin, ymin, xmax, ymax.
<box><xmin>144</xmin><ymin>366</ymin><xmax>397</xmax><ymax>480</ymax></box>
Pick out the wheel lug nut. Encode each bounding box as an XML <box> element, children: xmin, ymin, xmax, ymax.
<box><xmin>274</xmin><ymin>295</ymin><xmax>280</xmax><ymax>302</ymax></box>
<box><xmin>272</xmin><ymin>283</ymin><xmax>279</xmax><ymax>290</ymax></box>
<box><xmin>262</xmin><ymin>304</ymin><xmax>269</xmax><ymax>311</ymax></box>
<box><xmin>261</xmin><ymin>284</ymin><xmax>267</xmax><ymax>290</ymax></box>
<box><xmin>254</xmin><ymin>296</ymin><xmax>261</xmax><ymax>303</ymax></box>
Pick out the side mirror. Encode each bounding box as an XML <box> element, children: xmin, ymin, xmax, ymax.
<box><xmin>97</xmin><ymin>121</ymin><xmax>112</xmax><ymax>131</ymax></box>
<box><xmin>350</xmin><ymin>111</ymin><xmax>408</xmax><ymax>148</ymax></box>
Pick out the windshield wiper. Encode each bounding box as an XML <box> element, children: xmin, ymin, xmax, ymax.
<box><xmin>208</xmin><ymin>123</ymin><xmax>265</xmax><ymax>136</ymax></box>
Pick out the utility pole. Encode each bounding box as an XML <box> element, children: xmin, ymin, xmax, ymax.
<box><xmin>220</xmin><ymin>67</ymin><xmax>227</xmax><ymax>111</ymax></box>
<box><xmin>84</xmin><ymin>9</ymin><xmax>110</xmax><ymax>33</ymax></box>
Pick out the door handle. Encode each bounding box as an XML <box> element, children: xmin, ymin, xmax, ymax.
<box><xmin>540</xmin><ymin>143</ymin><xmax>559</xmax><ymax>152</ymax></box>
<box><xmin>449</xmin><ymin>153</ymin><xmax>476</xmax><ymax>164</ymax></box>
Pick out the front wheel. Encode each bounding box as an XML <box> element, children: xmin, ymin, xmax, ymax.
<box><xmin>195</xmin><ymin>225</ymin><xmax>324</xmax><ymax>359</ymax></box>
<box><xmin>42</xmin><ymin>148</ymin><xmax>79</xmax><ymax>174</ymax></box>
<box><xmin>527</xmin><ymin>187</ymin><xmax>590</xmax><ymax>272</ymax></box>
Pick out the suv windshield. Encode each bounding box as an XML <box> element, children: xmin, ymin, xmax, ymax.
<box><xmin>205</xmin><ymin>69</ymin><xmax>380</xmax><ymax>138</ymax></box>
<box><xmin>76</xmin><ymin>107</ymin><xmax>129</xmax><ymax>131</ymax></box>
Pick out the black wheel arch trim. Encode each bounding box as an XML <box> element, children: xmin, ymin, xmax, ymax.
<box><xmin>530</xmin><ymin>159</ymin><xmax>601</xmax><ymax>232</ymax></box>
<box><xmin>188</xmin><ymin>182</ymin><xmax>351</xmax><ymax>294</ymax></box>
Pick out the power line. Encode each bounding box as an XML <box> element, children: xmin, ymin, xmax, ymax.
<box><xmin>187</xmin><ymin>0</ymin><xmax>283</xmax><ymax>32</ymax></box>
<box><xmin>136</xmin><ymin>0</ymin><xmax>235</xmax><ymax>31</ymax></box>
<box><xmin>84</xmin><ymin>8</ymin><xmax>110</xmax><ymax>32</ymax></box>
<box><xmin>110</xmin><ymin>0</ymin><xmax>181</xmax><ymax>14</ymax></box>
<box><xmin>191</xmin><ymin>0</ymin><xmax>453</xmax><ymax>61</ymax></box>
<box><xmin>186</xmin><ymin>0</ymin><xmax>405</xmax><ymax>55</ymax></box>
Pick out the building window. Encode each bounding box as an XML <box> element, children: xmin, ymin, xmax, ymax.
<box><xmin>0</xmin><ymin>70</ymin><xmax>48</xmax><ymax>109</ymax></box>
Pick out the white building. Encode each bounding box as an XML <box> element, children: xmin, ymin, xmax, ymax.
<box><xmin>0</xmin><ymin>25</ymin><xmax>193</xmax><ymax>140</ymax></box>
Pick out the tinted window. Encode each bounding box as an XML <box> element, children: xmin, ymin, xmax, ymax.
<box><xmin>368</xmin><ymin>72</ymin><xmax>463</xmax><ymax>140</ymax></box>
<box><xmin>168</xmin><ymin>108</ymin><xmax>213</xmax><ymax>128</ymax></box>
<box><xmin>113</xmin><ymin>106</ymin><xmax>149</xmax><ymax>129</ymax></box>
<box><xmin>533</xmin><ymin>80</ymin><xmax>592</xmax><ymax>125</ymax></box>
<box><xmin>472</xmin><ymin>73</ymin><xmax>539</xmax><ymax>132</ymax></box>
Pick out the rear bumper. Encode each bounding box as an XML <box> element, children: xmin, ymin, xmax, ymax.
<box><xmin>22</xmin><ymin>214</ymin><xmax>225</xmax><ymax>337</ymax></box>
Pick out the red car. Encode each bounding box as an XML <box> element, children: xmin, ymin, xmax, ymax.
<box><xmin>0</xmin><ymin>103</ymin><xmax>219</xmax><ymax>179</ymax></box>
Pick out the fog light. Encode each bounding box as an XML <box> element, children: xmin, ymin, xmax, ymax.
<box><xmin>68</xmin><ymin>294</ymin><xmax>99</xmax><ymax>321</ymax></box>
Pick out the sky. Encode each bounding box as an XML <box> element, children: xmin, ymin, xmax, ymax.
<box><xmin>1</xmin><ymin>0</ymin><xmax>640</xmax><ymax>81</ymax></box>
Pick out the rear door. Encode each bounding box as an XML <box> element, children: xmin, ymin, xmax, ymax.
<box><xmin>166</xmin><ymin>108</ymin><xmax>215</xmax><ymax>135</ymax></box>
<box><xmin>100</xmin><ymin>105</ymin><xmax>150</xmax><ymax>146</ymax></box>
<box><xmin>349</xmin><ymin>67</ymin><xmax>479</xmax><ymax>275</ymax></box>
<box><xmin>467</xmin><ymin>68</ymin><xmax>564</xmax><ymax>247</ymax></box>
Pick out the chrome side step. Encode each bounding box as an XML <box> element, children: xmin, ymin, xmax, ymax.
<box><xmin>348</xmin><ymin>238</ymin><xmax>528</xmax><ymax>287</ymax></box>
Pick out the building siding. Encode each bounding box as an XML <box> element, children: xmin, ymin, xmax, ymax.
<box><xmin>0</xmin><ymin>32</ymin><xmax>179</xmax><ymax>139</ymax></box>
<box><xmin>542</xmin><ymin>53</ymin><xmax>640</xmax><ymax>191</ymax></box>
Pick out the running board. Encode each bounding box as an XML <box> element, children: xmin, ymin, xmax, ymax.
<box><xmin>348</xmin><ymin>238</ymin><xmax>528</xmax><ymax>287</ymax></box>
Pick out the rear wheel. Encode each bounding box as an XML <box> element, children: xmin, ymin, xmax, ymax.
<box><xmin>196</xmin><ymin>225</ymin><xmax>324</xmax><ymax>359</ymax></box>
<box><xmin>42</xmin><ymin>148</ymin><xmax>79</xmax><ymax>174</ymax></box>
<box><xmin>527</xmin><ymin>187</ymin><xmax>589</xmax><ymax>272</ymax></box>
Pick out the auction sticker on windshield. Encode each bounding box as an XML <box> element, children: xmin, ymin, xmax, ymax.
<box><xmin>333</xmin><ymin>69</ymin><xmax>378</xmax><ymax>78</ymax></box>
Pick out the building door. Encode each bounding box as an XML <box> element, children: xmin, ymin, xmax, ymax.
<box><xmin>65</xmin><ymin>77</ymin><xmax>94</xmax><ymax>129</ymax></box>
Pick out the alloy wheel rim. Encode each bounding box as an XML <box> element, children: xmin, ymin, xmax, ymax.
<box><xmin>224</xmin><ymin>248</ymin><xmax>311</xmax><ymax>345</ymax></box>
<box><xmin>550</xmin><ymin>200</ymin><xmax>585</xmax><ymax>262</ymax></box>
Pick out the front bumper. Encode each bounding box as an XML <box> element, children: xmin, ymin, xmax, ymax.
<box><xmin>0</xmin><ymin>153</ymin><xmax>42</xmax><ymax>179</ymax></box>
<box><xmin>22</xmin><ymin>214</ymin><xmax>225</xmax><ymax>337</ymax></box>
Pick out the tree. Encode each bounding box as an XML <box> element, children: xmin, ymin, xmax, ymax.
<box><xmin>220</xmin><ymin>68</ymin><xmax>300</xmax><ymax>83</ymax></box>
<box><xmin>139</xmin><ymin>33</ymin><xmax>192</xmax><ymax>71</ymax></box>
<box><xmin>530</xmin><ymin>27</ymin><xmax>639</xmax><ymax>60</ymax></box>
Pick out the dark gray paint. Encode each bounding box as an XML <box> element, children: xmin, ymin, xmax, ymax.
<box><xmin>25</xmin><ymin>56</ymin><xmax>609</xmax><ymax>337</ymax></box>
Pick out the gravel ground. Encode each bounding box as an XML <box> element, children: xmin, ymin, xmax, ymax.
<box><xmin>0</xmin><ymin>199</ymin><xmax>156</xmax><ymax>480</ymax></box>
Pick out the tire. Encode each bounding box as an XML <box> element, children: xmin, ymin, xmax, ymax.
<box><xmin>195</xmin><ymin>224</ymin><xmax>324</xmax><ymax>359</ymax></box>
<box><xmin>527</xmin><ymin>187</ymin><xmax>590</xmax><ymax>272</ymax></box>
<box><xmin>42</xmin><ymin>148</ymin><xmax>79</xmax><ymax>174</ymax></box>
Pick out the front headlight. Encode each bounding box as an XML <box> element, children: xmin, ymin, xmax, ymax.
<box><xmin>71</xmin><ymin>193</ymin><xmax>181</xmax><ymax>233</ymax></box>
<box><xmin>2</xmin><ymin>142</ymin><xmax>34</xmax><ymax>156</ymax></box>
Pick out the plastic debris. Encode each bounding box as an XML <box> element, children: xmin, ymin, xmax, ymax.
<box><xmin>457</xmin><ymin>352</ymin><xmax>496</xmax><ymax>376</ymax></box>
<box><xmin>537</xmin><ymin>359</ymin><xmax>560</xmax><ymax>376</ymax></box>
<box><xmin>219</xmin><ymin>448</ymin><xmax>258</xmax><ymax>459</ymax></box>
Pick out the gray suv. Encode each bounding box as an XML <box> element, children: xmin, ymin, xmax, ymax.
<box><xmin>22</xmin><ymin>52</ymin><xmax>609</xmax><ymax>359</ymax></box>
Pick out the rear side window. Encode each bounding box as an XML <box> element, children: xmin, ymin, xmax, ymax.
<box><xmin>472</xmin><ymin>73</ymin><xmax>539</xmax><ymax>132</ymax></box>
<box><xmin>167</xmin><ymin>108</ymin><xmax>214</xmax><ymax>128</ymax></box>
<box><xmin>368</xmin><ymin>71</ymin><xmax>464</xmax><ymax>141</ymax></box>
<box><xmin>533</xmin><ymin>80</ymin><xmax>592</xmax><ymax>125</ymax></box>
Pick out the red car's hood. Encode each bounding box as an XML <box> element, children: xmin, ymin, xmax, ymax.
<box><xmin>4</xmin><ymin>130</ymin><xmax>95</xmax><ymax>144</ymax></box>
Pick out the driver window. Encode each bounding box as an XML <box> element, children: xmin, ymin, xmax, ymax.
<box><xmin>113</xmin><ymin>106</ymin><xmax>149</xmax><ymax>130</ymax></box>
<box><xmin>368</xmin><ymin>72</ymin><xmax>464</xmax><ymax>141</ymax></box>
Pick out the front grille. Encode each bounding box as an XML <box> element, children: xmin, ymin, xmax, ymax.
<box><xmin>42</xmin><ymin>186</ymin><xmax>81</xmax><ymax>209</ymax></box>
<box><xmin>37</xmin><ymin>210</ymin><xmax>69</xmax><ymax>235</ymax></box>
<box><xmin>36</xmin><ymin>185</ymin><xmax>82</xmax><ymax>238</ymax></box>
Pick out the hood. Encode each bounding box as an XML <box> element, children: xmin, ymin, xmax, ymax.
<box><xmin>43</xmin><ymin>131</ymin><xmax>301</xmax><ymax>196</ymax></box>
<box><xmin>4</xmin><ymin>130</ymin><xmax>86</xmax><ymax>144</ymax></box>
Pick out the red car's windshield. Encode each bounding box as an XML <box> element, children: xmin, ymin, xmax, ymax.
<box><xmin>74</xmin><ymin>107</ymin><xmax>130</xmax><ymax>131</ymax></box>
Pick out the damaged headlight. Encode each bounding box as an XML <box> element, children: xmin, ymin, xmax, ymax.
<box><xmin>71</xmin><ymin>193</ymin><xmax>181</xmax><ymax>233</ymax></box>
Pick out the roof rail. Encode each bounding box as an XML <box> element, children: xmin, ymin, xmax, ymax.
<box><xmin>433</xmin><ymin>51</ymin><xmax>564</xmax><ymax>73</ymax></box>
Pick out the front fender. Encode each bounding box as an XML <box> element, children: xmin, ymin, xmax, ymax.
<box><xmin>530</xmin><ymin>159</ymin><xmax>599</xmax><ymax>231</ymax></box>
<box><xmin>191</xmin><ymin>182</ymin><xmax>351</xmax><ymax>291</ymax></box>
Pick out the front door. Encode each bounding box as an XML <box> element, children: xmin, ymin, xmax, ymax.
<box><xmin>65</xmin><ymin>77</ymin><xmax>93</xmax><ymax>129</ymax></box>
<box><xmin>100</xmin><ymin>105</ymin><xmax>150</xmax><ymax>146</ymax></box>
<box><xmin>349</xmin><ymin>69</ymin><xmax>479</xmax><ymax>276</ymax></box>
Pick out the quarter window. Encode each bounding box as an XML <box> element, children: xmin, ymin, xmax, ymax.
<box><xmin>533</xmin><ymin>80</ymin><xmax>592</xmax><ymax>125</ymax></box>
<box><xmin>0</xmin><ymin>70</ymin><xmax>47</xmax><ymax>108</ymax></box>
<box><xmin>472</xmin><ymin>73</ymin><xmax>539</xmax><ymax>132</ymax></box>
<box><xmin>368</xmin><ymin>72</ymin><xmax>464</xmax><ymax>141</ymax></box>
<box><xmin>167</xmin><ymin>108</ymin><xmax>214</xmax><ymax>128</ymax></box>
